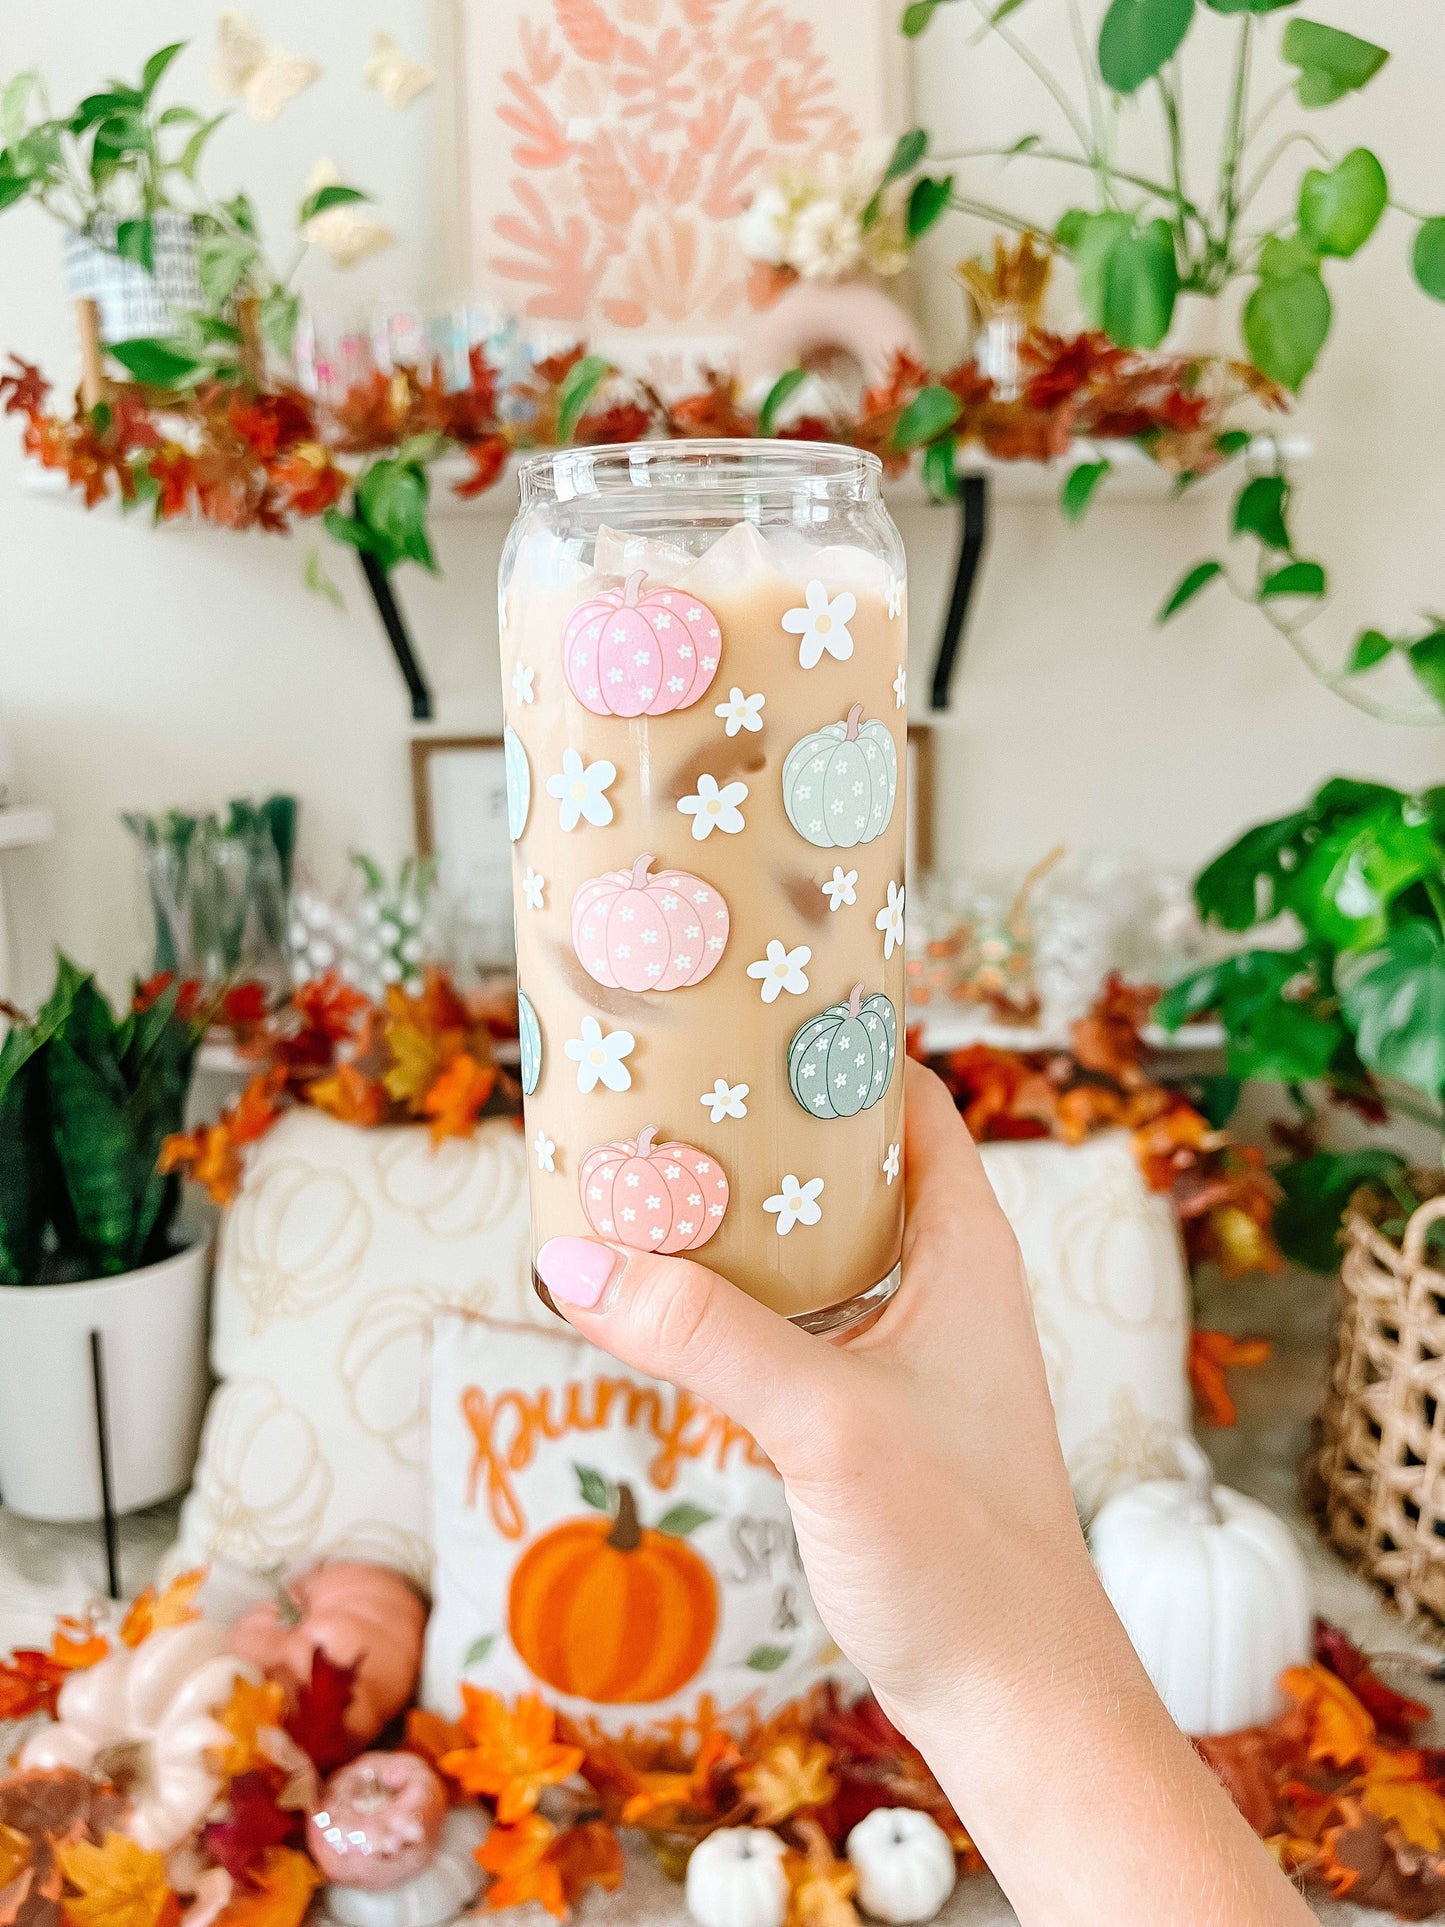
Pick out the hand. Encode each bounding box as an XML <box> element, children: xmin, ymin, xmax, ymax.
<box><xmin>536</xmin><ymin>1061</ymin><xmax>1317</xmax><ymax>1926</ymax></box>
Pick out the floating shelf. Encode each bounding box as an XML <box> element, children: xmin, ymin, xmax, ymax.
<box><xmin>910</xmin><ymin>1002</ymin><xmax>1224</xmax><ymax>1057</ymax></box>
<box><xmin>0</xmin><ymin>805</ymin><xmax>54</xmax><ymax>852</ymax></box>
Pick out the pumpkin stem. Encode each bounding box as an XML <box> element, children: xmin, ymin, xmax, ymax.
<box><xmin>608</xmin><ymin>1482</ymin><xmax>643</xmax><ymax>1553</ymax></box>
<box><xmin>1174</xmin><ymin>1435</ymin><xmax>1222</xmax><ymax>1526</ymax></box>
<box><xmin>623</xmin><ymin>570</ymin><xmax>646</xmax><ymax>608</ymax></box>
<box><xmin>633</xmin><ymin>1125</ymin><xmax>658</xmax><ymax>1158</ymax></box>
<box><xmin>844</xmin><ymin>702</ymin><xmax>863</xmax><ymax>742</ymax></box>
<box><xmin>272</xmin><ymin>1579</ymin><xmax>305</xmax><ymax>1629</ymax></box>
<box><xmin>629</xmin><ymin>853</ymin><xmax>655</xmax><ymax>889</ymax></box>
<box><xmin>847</xmin><ymin>982</ymin><xmax>863</xmax><ymax>1020</ymax></box>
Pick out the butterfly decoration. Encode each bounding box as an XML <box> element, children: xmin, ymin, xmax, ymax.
<box><xmin>211</xmin><ymin>11</ymin><xmax>318</xmax><ymax>122</ymax></box>
<box><xmin>364</xmin><ymin>32</ymin><xmax>437</xmax><ymax>111</ymax></box>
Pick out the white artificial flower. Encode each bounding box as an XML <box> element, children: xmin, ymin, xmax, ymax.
<box><xmin>534</xmin><ymin>1132</ymin><xmax>556</xmax><ymax>1173</ymax></box>
<box><xmin>884</xmin><ymin>1142</ymin><xmax>901</xmax><ymax>1185</ymax></box>
<box><xmin>364</xmin><ymin>30</ymin><xmax>436</xmax><ymax>109</ymax></box>
<box><xmin>700</xmin><ymin>1079</ymin><xmax>749</xmax><ymax>1123</ymax></box>
<box><xmin>547</xmin><ymin>747</ymin><xmax>616</xmax><ymax>831</ymax></box>
<box><xmin>213</xmin><ymin>12</ymin><xmax>318</xmax><ymax>121</ymax></box>
<box><xmin>521</xmin><ymin>866</ymin><xmax>545</xmax><ymax>911</ymax></box>
<box><xmin>677</xmin><ymin>772</ymin><xmax>748</xmax><ymax>841</ymax></box>
<box><xmin>877</xmin><ymin>879</ymin><xmax>905</xmax><ymax>959</ymax></box>
<box><xmin>746</xmin><ymin>940</ymin><xmax>811</xmax><ymax>1004</ymax></box>
<box><xmin>887</xmin><ymin>573</ymin><xmax>904</xmax><ymax>621</ymax></box>
<box><xmin>301</xmin><ymin>160</ymin><xmax>394</xmax><ymax>267</ymax></box>
<box><xmin>564</xmin><ymin>1015</ymin><xmax>635</xmax><ymax>1095</ymax></box>
<box><xmin>764</xmin><ymin>1174</ymin><xmax>825</xmax><ymax>1235</ymax></box>
<box><xmin>512</xmin><ymin>662</ymin><xmax>535</xmax><ymax>704</ymax></box>
<box><xmin>790</xmin><ymin>197</ymin><xmax>864</xmax><ymax>281</ymax></box>
<box><xmin>737</xmin><ymin>183</ymin><xmax>794</xmax><ymax>266</ymax></box>
<box><xmin>893</xmin><ymin>665</ymin><xmax>907</xmax><ymax>710</ymax></box>
<box><xmin>822</xmin><ymin>866</ymin><xmax>858</xmax><ymax>912</ymax></box>
<box><xmin>782</xmin><ymin>580</ymin><xmax>856</xmax><ymax>669</ymax></box>
<box><xmin>714</xmin><ymin>687</ymin><xmax>765</xmax><ymax>736</ymax></box>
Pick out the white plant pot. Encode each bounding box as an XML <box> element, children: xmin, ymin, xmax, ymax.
<box><xmin>0</xmin><ymin>1240</ymin><xmax>212</xmax><ymax>1522</ymax></box>
<box><xmin>62</xmin><ymin>211</ymin><xmax>202</xmax><ymax>345</ymax></box>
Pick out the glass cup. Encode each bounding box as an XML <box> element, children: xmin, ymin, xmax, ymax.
<box><xmin>498</xmin><ymin>441</ymin><xmax>908</xmax><ymax>1335</ymax></box>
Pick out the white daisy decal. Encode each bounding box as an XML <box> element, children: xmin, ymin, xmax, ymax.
<box><xmin>893</xmin><ymin>665</ymin><xmax>907</xmax><ymax>710</ymax></box>
<box><xmin>887</xmin><ymin>572</ymin><xmax>904</xmax><ymax>621</ymax></box>
<box><xmin>700</xmin><ymin>1078</ymin><xmax>749</xmax><ymax>1123</ymax></box>
<box><xmin>564</xmin><ymin>1016</ymin><xmax>635</xmax><ymax>1094</ymax></box>
<box><xmin>782</xmin><ymin>580</ymin><xmax>856</xmax><ymax>670</ymax></box>
<box><xmin>876</xmin><ymin>880</ymin><xmax>905</xmax><ymax>960</ymax></box>
<box><xmin>822</xmin><ymin>866</ymin><xmax>858</xmax><ymax>912</ymax></box>
<box><xmin>547</xmin><ymin>748</ymin><xmax>616</xmax><ymax>831</ymax></box>
<box><xmin>764</xmin><ymin>1174</ymin><xmax>825</xmax><ymax>1235</ymax></box>
<box><xmin>512</xmin><ymin>662</ymin><xmax>535</xmax><ymax>704</ymax></box>
<box><xmin>677</xmin><ymin>773</ymin><xmax>748</xmax><ymax>841</ymax></box>
<box><xmin>521</xmin><ymin>866</ymin><xmax>545</xmax><ymax>911</ymax></box>
<box><xmin>746</xmin><ymin>940</ymin><xmax>811</xmax><ymax>1004</ymax></box>
<box><xmin>534</xmin><ymin>1131</ymin><xmax>556</xmax><ymax>1173</ymax></box>
<box><xmin>884</xmin><ymin>1142</ymin><xmax>900</xmax><ymax>1185</ymax></box>
<box><xmin>714</xmin><ymin>687</ymin><xmax>765</xmax><ymax>736</ymax></box>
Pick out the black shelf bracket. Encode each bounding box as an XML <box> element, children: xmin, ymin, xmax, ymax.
<box><xmin>358</xmin><ymin>552</ymin><xmax>434</xmax><ymax>721</ymax></box>
<box><xmin>928</xmin><ymin>472</ymin><xmax>991</xmax><ymax>713</ymax></box>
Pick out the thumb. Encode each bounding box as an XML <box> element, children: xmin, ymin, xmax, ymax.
<box><xmin>535</xmin><ymin>1236</ymin><xmax>844</xmax><ymax>1477</ymax></box>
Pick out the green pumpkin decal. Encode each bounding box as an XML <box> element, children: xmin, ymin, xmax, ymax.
<box><xmin>504</xmin><ymin>726</ymin><xmax>530</xmax><ymax>842</ymax></box>
<box><xmin>782</xmin><ymin>703</ymin><xmax>898</xmax><ymax>850</ymax></box>
<box><xmin>517</xmin><ymin>986</ymin><xmax>542</xmax><ymax>1096</ymax></box>
<box><xmin>788</xmin><ymin>983</ymin><xmax>898</xmax><ymax>1120</ymax></box>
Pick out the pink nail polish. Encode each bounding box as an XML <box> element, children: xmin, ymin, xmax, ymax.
<box><xmin>536</xmin><ymin>1237</ymin><xmax>621</xmax><ymax>1310</ymax></box>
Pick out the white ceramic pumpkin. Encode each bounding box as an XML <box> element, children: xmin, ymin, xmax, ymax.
<box><xmin>845</xmin><ymin>1808</ymin><xmax>957</xmax><ymax>1924</ymax></box>
<box><xmin>20</xmin><ymin>1620</ymin><xmax>251</xmax><ymax>1851</ymax></box>
<box><xmin>327</xmin><ymin>1808</ymin><xmax>489</xmax><ymax>1927</ymax></box>
<box><xmin>1088</xmin><ymin>1436</ymin><xmax>1312</xmax><ymax>1736</ymax></box>
<box><xmin>685</xmin><ymin>1827</ymin><xmax>789</xmax><ymax>1927</ymax></box>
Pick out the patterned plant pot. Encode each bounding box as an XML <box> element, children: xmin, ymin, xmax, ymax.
<box><xmin>61</xmin><ymin>209</ymin><xmax>202</xmax><ymax>344</ymax></box>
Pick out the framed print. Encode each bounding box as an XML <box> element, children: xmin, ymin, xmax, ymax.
<box><xmin>411</xmin><ymin>736</ymin><xmax>515</xmax><ymax>968</ymax></box>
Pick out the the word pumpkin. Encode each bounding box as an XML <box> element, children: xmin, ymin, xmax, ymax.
<box><xmin>787</xmin><ymin>983</ymin><xmax>898</xmax><ymax>1119</ymax></box>
<box><xmin>572</xmin><ymin>853</ymin><xmax>730</xmax><ymax>992</ymax></box>
<box><xmin>563</xmin><ymin>571</ymin><xmax>722</xmax><ymax>718</ymax></box>
<box><xmin>782</xmin><ymin>702</ymin><xmax>898</xmax><ymax>849</ymax></box>
<box><xmin>579</xmin><ymin>1125</ymin><xmax>728</xmax><ymax>1252</ymax></box>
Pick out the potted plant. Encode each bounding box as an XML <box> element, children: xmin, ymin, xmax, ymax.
<box><xmin>0</xmin><ymin>958</ymin><xmax>211</xmax><ymax>1521</ymax></box>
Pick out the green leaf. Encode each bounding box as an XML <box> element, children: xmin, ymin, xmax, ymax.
<box><xmin>1156</xmin><ymin>947</ymin><xmax>1304</xmax><ymax>1028</ymax></box>
<box><xmin>1203</xmin><ymin>0</ymin><xmax>1295</xmax><ymax>11</ymax></box>
<box><xmin>557</xmin><ymin>353</ymin><xmax>612</xmax><ymax>444</ymax></box>
<box><xmin>1158</xmin><ymin>558</ymin><xmax>1223</xmax><ymax>621</ymax></box>
<box><xmin>0</xmin><ymin>163</ymin><xmax>32</xmax><ymax>212</ymax></box>
<box><xmin>759</xmin><ymin>367</ymin><xmax>807</xmax><ymax>436</ymax></box>
<box><xmin>901</xmin><ymin>1</ymin><xmax>938</xmax><ymax>34</ymax></box>
<box><xmin>574</xmin><ymin>1464</ymin><xmax>612</xmax><ymax>1511</ymax></box>
<box><xmin>907</xmin><ymin>173</ymin><xmax>952</xmax><ymax>239</ymax></box>
<box><xmin>1098</xmin><ymin>0</ymin><xmax>1195</xmax><ymax>94</ymax></box>
<box><xmin>323</xmin><ymin>507</ymin><xmax>375</xmax><ymax>557</ymax></box>
<box><xmin>1075</xmin><ymin>212</ymin><xmax>1179</xmax><ymax>349</ymax></box>
<box><xmin>224</xmin><ymin>191</ymin><xmax>257</xmax><ymax>237</ymax></box>
<box><xmin>1232</xmin><ymin>473</ymin><xmax>1291</xmax><ymax>550</ymax></box>
<box><xmin>1348</xmin><ymin>629</ymin><xmax>1393</xmax><ymax>675</ymax></box>
<box><xmin>1338</xmin><ymin>923</ymin><xmax>1445</xmax><ymax>1099</ymax></box>
<box><xmin>356</xmin><ymin>457</ymin><xmax>436</xmax><ymax>573</ymax></box>
<box><xmin>922</xmin><ymin>434</ymin><xmax>958</xmax><ymax>500</ymax></box>
<box><xmin>1060</xmin><ymin>459</ymin><xmax>1110</xmax><ymax>523</ymax></box>
<box><xmin>892</xmin><ymin>384</ymin><xmax>962</xmax><ymax>450</ymax></box>
<box><xmin>1298</xmin><ymin>149</ymin><xmax>1387</xmax><ymax>259</ymax></box>
<box><xmin>108</xmin><ymin>337</ymin><xmax>207</xmax><ymax>388</ymax></box>
<box><xmin>1194</xmin><ymin>812</ymin><xmax>1311</xmax><ymax>927</ymax></box>
<box><xmin>1260</xmin><ymin>558</ymin><xmax>1325</xmax><ymax>599</ymax></box>
<box><xmin>298</xmin><ymin>182</ymin><xmax>370</xmax><ymax>225</ymax></box>
<box><xmin>260</xmin><ymin>287</ymin><xmax>301</xmax><ymax>359</ymax></box>
<box><xmin>175</xmin><ymin>113</ymin><xmax>226</xmax><ymax>182</ymax></box>
<box><xmin>1054</xmin><ymin>207</ymin><xmax>1088</xmax><ymax>252</ymax></box>
<box><xmin>157</xmin><ymin>106</ymin><xmax>202</xmax><ymax>127</ymax></box>
<box><xmin>1412</xmin><ymin>219</ymin><xmax>1445</xmax><ymax>301</ymax></box>
<box><xmin>745</xmin><ymin>1645</ymin><xmax>792</xmax><ymax>1674</ymax></box>
<box><xmin>71</xmin><ymin>91</ymin><xmax>138</xmax><ymax>132</ymax></box>
<box><xmin>656</xmin><ymin>1502</ymin><xmax>715</xmax><ymax>1537</ymax></box>
<box><xmin>114</xmin><ymin>216</ymin><xmax>154</xmax><ymax>274</ymax></box>
<box><xmin>881</xmin><ymin>128</ymin><xmax>927</xmax><ymax>185</ymax></box>
<box><xmin>1408</xmin><ymin>629</ymin><xmax>1445</xmax><ymax>714</ymax></box>
<box><xmin>1216</xmin><ymin>429</ymin><xmax>1251</xmax><ymax>458</ymax></box>
<box><xmin>1275</xmin><ymin>1151</ymin><xmax>1409</xmax><ymax>1272</ymax></box>
<box><xmin>461</xmin><ymin>1633</ymin><xmax>496</xmax><ymax>1668</ymax></box>
<box><xmin>304</xmin><ymin>545</ymin><xmax>345</xmax><ymax>611</ymax></box>
<box><xmin>141</xmin><ymin>42</ymin><xmax>187</xmax><ymax>100</ymax></box>
<box><xmin>1282</xmin><ymin>18</ymin><xmax>1388</xmax><ymax>107</ymax></box>
<box><xmin>1244</xmin><ymin>266</ymin><xmax>1331</xmax><ymax>390</ymax></box>
<box><xmin>1</xmin><ymin>73</ymin><xmax>36</xmax><ymax>145</ymax></box>
<box><xmin>1290</xmin><ymin>799</ymin><xmax>1443</xmax><ymax>951</ymax></box>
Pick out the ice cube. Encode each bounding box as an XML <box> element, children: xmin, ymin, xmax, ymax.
<box><xmin>513</xmin><ymin>528</ymin><xmax>590</xmax><ymax>591</ymax></box>
<box><xmin>784</xmin><ymin>539</ymin><xmax>890</xmax><ymax>586</ymax></box>
<box><xmin>679</xmin><ymin>520</ymin><xmax>780</xmax><ymax>601</ymax></box>
<box><xmin>593</xmin><ymin>524</ymin><xmax>697</xmax><ymax>580</ymax></box>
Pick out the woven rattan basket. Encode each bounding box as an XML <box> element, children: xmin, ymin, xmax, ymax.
<box><xmin>1308</xmin><ymin>1195</ymin><xmax>1445</xmax><ymax>1625</ymax></box>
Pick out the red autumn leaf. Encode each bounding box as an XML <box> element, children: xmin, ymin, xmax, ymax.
<box><xmin>0</xmin><ymin>358</ymin><xmax>50</xmax><ymax>417</ymax></box>
<box><xmin>221</xmin><ymin>983</ymin><xmax>269</xmax><ymax>1031</ymax></box>
<box><xmin>452</xmin><ymin>436</ymin><xmax>509</xmax><ymax>500</ymax></box>
<box><xmin>0</xmin><ymin>1653</ymin><xmax>67</xmax><ymax>1723</ymax></box>
<box><xmin>283</xmin><ymin>1652</ymin><xmax>361</xmax><ymax>1776</ymax></box>
<box><xmin>1313</xmin><ymin>1621</ymin><xmax>1430</xmax><ymax>1743</ymax></box>
<box><xmin>227</xmin><ymin>392</ymin><xmax>314</xmax><ymax>460</ymax></box>
<box><xmin>269</xmin><ymin>445</ymin><xmax>344</xmax><ymax>517</ymax></box>
<box><xmin>202</xmin><ymin>1776</ymin><xmax>299</xmax><ymax>1884</ymax></box>
<box><xmin>547</xmin><ymin>1822</ymin><xmax>623</xmax><ymax>1906</ymax></box>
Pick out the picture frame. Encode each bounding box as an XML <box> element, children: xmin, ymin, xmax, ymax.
<box><xmin>907</xmin><ymin>722</ymin><xmax>935</xmax><ymax>883</ymax></box>
<box><xmin>410</xmin><ymin>735</ymin><xmax>516</xmax><ymax>969</ymax></box>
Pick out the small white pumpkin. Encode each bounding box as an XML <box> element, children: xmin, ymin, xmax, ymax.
<box><xmin>686</xmin><ymin>1827</ymin><xmax>789</xmax><ymax>1927</ymax></box>
<box><xmin>1089</xmin><ymin>1435</ymin><xmax>1312</xmax><ymax>1736</ymax></box>
<box><xmin>845</xmin><ymin>1807</ymin><xmax>957</xmax><ymax>1924</ymax></box>
<box><xmin>328</xmin><ymin>1808</ymin><xmax>489</xmax><ymax>1927</ymax></box>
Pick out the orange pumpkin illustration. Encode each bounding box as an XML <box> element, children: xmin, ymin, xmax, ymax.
<box><xmin>507</xmin><ymin>1472</ymin><xmax>718</xmax><ymax>1704</ymax></box>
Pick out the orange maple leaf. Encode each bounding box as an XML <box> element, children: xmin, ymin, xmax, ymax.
<box><xmin>213</xmin><ymin>1849</ymin><xmax>319</xmax><ymax>1927</ymax></box>
<box><xmin>210</xmin><ymin>1676</ymin><xmax>289</xmax><ymax>1780</ymax></box>
<box><xmin>308</xmin><ymin>1063</ymin><xmax>387</xmax><ymax>1128</ymax></box>
<box><xmin>1359</xmin><ymin>1748</ymin><xmax>1445</xmax><ymax>1852</ymax></box>
<box><xmin>402</xmin><ymin>1708</ymin><xmax>467</xmax><ymax>1770</ymax></box>
<box><xmin>119</xmin><ymin>1570</ymin><xmax>205</xmax><ymax>1649</ymax></box>
<box><xmin>381</xmin><ymin>969</ymin><xmax>473</xmax><ymax>1110</ymax></box>
<box><xmin>0</xmin><ymin>1650</ymin><xmax>67</xmax><ymax>1721</ymax></box>
<box><xmin>50</xmin><ymin>1621</ymin><xmax>109</xmax><ymax>1672</ymax></box>
<box><xmin>1189</xmin><ymin>1329</ymin><xmax>1271</xmax><ymax>1428</ymax></box>
<box><xmin>548</xmin><ymin>1821</ymin><xmax>623</xmax><ymax>1907</ymax></box>
<box><xmin>440</xmin><ymin>1691</ymin><xmax>584</xmax><ymax>1823</ymax></box>
<box><xmin>422</xmin><ymin>1052</ymin><xmax>496</xmax><ymax>1143</ymax></box>
<box><xmin>478</xmin><ymin>1815</ymin><xmax>566</xmax><ymax>1920</ymax></box>
<box><xmin>738</xmin><ymin>1736</ymin><xmax>838</xmax><ymax>1827</ymax></box>
<box><xmin>784</xmin><ymin>1825</ymin><xmax>859</xmax><ymax>1927</ymax></box>
<box><xmin>619</xmin><ymin>1729</ymin><xmax>736</xmax><ymax>1824</ymax></box>
<box><xmin>56</xmin><ymin>1832</ymin><xmax>177</xmax><ymax>1927</ymax></box>
<box><xmin>0</xmin><ymin>1821</ymin><xmax>30</xmax><ymax>1890</ymax></box>
<box><xmin>1281</xmin><ymin>1664</ymin><xmax>1376</xmax><ymax>1770</ymax></box>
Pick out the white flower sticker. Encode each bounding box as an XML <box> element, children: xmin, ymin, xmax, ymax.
<box><xmin>782</xmin><ymin>580</ymin><xmax>857</xmax><ymax>669</ymax></box>
<box><xmin>884</xmin><ymin>1142</ymin><xmax>901</xmax><ymax>1185</ymax></box>
<box><xmin>764</xmin><ymin>1174</ymin><xmax>825</xmax><ymax>1235</ymax></box>
<box><xmin>893</xmin><ymin>665</ymin><xmax>907</xmax><ymax>710</ymax></box>
<box><xmin>678</xmin><ymin>773</ymin><xmax>748</xmax><ymax>841</ymax></box>
<box><xmin>512</xmin><ymin>662</ymin><xmax>535</xmax><ymax>704</ymax></box>
<box><xmin>564</xmin><ymin>1016</ymin><xmax>636</xmax><ymax>1094</ymax></box>
<box><xmin>700</xmin><ymin>1079</ymin><xmax>749</xmax><ymax>1123</ymax></box>
<box><xmin>534</xmin><ymin>1132</ymin><xmax>556</xmax><ymax>1173</ymax></box>
<box><xmin>547</xmin><ymin>748</ymin><xmax>616</xmax><ymax>831</ymax></box>
<box><xmin>822</xmin><ymin>866</ymin><xmax>858</xmax><ymax>912</ymax></box>
<box><xmin>714</xmin><ymin>687</ymin><xmax>765</xmax><ymax>736</ymax></box>
<box><xmin>521</xmin><ymin>866</ymin><xmax>545</xmax><ymax>911</ymax></box>
<box><xmin>876</xmin><ymin>880</ymin><xmax>905</xmax><ymax>960</ymax></box>
<box><xmin>887</xmin><ymin>572</ymin><xmax>904</xmax><ymax>621</ymax></box>
<box><xmin>746</xmin><ymin>940</ymin><xmax>812</xmax><ymax>1004</ymax></box>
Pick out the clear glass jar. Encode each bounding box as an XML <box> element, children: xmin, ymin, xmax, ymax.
<box><xmin>498</xmin><ymin>441</ymin><xmax>908</xmax><ymax>1334</ymax></box>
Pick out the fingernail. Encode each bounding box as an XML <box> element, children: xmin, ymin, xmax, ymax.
<box><xmin>536</xmin><ymin>1237</ymin><xmax>622</xmax><ymax>1310</ymax></box>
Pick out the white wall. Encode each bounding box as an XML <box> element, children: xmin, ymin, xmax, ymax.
<box><xmin>1</xmin><ymin>1</ymin><xmax>1441</xmax><ymax>1004</ymax></box>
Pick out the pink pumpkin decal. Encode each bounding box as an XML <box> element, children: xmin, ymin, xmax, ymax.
<box><xmin>572</xmin><ymin>853</ymin><xmax>730</xmax><ymax>993</ymax></box>
<box><xmin>563</xmin><ymin>571</ymin><xmax>722</xmax><ymax>718</ymax></box>
<box><xmin>579</xmin><ymin>1125</ymin><xmax>728</xmax><ymax>1254</ymax></box>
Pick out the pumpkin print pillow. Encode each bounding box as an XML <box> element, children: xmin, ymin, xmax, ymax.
<box><xmin>422</xmin><ymin>1313</ymin><xmax>855</xmax><ymax>1733</ymax></box>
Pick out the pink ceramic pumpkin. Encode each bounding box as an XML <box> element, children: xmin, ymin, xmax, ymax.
<box><xmin>562</xmin><ymin>571</ymin><xmax>722</xmax><ymax>717</ymax></box>
<box><xmin>226</xmin><ymin>1561</ymin><xmax>425</xmax><ymax>1746</ymax></box>
<box><xmin>571</xmin><ymin>853</ymin><xmax>730</xmax><ymax>992</ymax></box>
<box><xmin>307</xmin><ymin>1752</ymin><xmax>448</xmax><ymax>1889</ymax></box>
<box><xmin>579</xmin><ymin>1126</ymin><xmax>729</xmax><ymax>1254</ymax></box>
